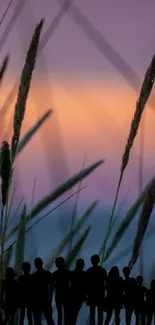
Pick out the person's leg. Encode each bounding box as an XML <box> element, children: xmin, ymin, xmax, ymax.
<box><xmin>90</xmin><ymin>305</ymin><xmax>96</xmax><ymax>325</ymax></box>
<box><xmin>97</xmin><ymin>305</ymin><xmax>103</xmax><ymax>325</ymax></box>
<box><xmin>9</xmin><ymin>308</ymin><xmax>17</xmax><ymax>325</ymax></box>
<box><xmin>104</xmin><ymin>308</ymin><xmax>113</xmax><ymax>325</ymax></box>
<box><xmin>27</xmin><ymin>307</ymin><xmax>33</xmax><ymax>325</ymax></box>
<box><xmin>146</xmin><ymin>309</ymin><xmax>153</xmax><ymax>325</ymax></box>
<box><xmin>115</xmin><ymin>307</ymin><xmax>121</xmax><ymax>325</ymax></box>
<box><xmin>141</xmin><ymin>310</ymin><xmax>146</xmax><ymax>325</ymax></box>
<box><xmin>32</xmin><ymin>306</ymin><xmax>42</xmax><ymax>325</ymax></box>
<box><xmin>153</xmin><ymin>310</ymin><xmax>155</xmax><ymax>325</ymax></box>
<box><xmin>3</xmin><ymin>308</ymin><xmax>10</xmax><ymax>325</ymax></box>
<box><xmin>19</xmin><ymin>307</ymin><xmax>25</xmax><ymax>325</ymax></box>
<box><xmin>63</xmin><ymin>303</ymin><xmax>69</xmax><ymax>325</ymax></box>
<box><xmin>56</xmin><ymin>300</ymin><xmax>63</xmax><ymax>325</ymax></box>
<box><xmin>135</xmin><ymin>311</ymin><xmax>139</xmax><ymax>325</ymax></box>
<box><xmin>125</xmin><ymin>306</ymin><xmax>133</xmax><ymax>325</ymax></box>
<box><xmin>42</xmin><ymin>305</ymin><xmax>55</xmax><ymax>325</ymax></box>
<box><xmin>73</xmin><ymin>303</ymin><xmax>82</xmax><ymax>325</ymax></box>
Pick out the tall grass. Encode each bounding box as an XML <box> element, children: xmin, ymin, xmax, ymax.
<box><xmin>0</xmin><ymin>19</ymin><xmax>104</xmax><ymax>321</ymax></box>
<box><xmin>100</xmin><ymin>54</ymin><xmax>155</xmax><ymax>265</ymax></box>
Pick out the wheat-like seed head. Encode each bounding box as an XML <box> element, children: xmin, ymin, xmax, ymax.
<box><xmin>129</xmin><ymin>178</ymin><xmax>155</xmax><ymax>269</ymax></box>
<box><xmin>121</xmin><ymin>54</ymin><xmax>155</xmax><ymax>174</ymax></box>
<box><xmin>11</xmin><ymin>19</ymin><xmax>44</xmax><ymax>162</ymax></box>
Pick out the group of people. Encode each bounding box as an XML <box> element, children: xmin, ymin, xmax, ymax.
<box><xmin>0</xmin><ymin>254</ymin><xmax>155</xmax><ymax>325</ymax></box>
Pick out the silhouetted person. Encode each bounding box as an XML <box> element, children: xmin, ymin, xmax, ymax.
<box><xmin>53</xmin><ymin>257</ymin><xmax>71</xmax><ymax>325</ymax></box>
<box><xmin>86</xmin><ymin>254</ymin><xmax>107</xmax><ymax>325</ymax></box>
<box><xmin>68</xmin><ymin>258</ymin><xmax>86</xmax><ymax>325</ymax></box>
<box><xmin>123</xmin><ymin>266</ymin><xmax>137</xmax><ymax>325</ymax></box>
<box><xmin>1</xmin><ymin>267</ymin><xmax>17</xmax><ymax>325</ymax></box>
<box><xmin>31</xmin><ymin>257</ymin><xmax>54</xmax><ymax>325</ymax></box>
<box><xmin>135</xmin><ymin>276</ymin><xmax>146</xmax><ymax>325</ymax></box>
<box><xmin>146</xmin><ymin>279</ymin><xmax>155</xmax><ymax>325</ymax></box>
<box><xmin>17</xmin><ymin>261</ymin><xmax>33</xmax><ymax>325</ymax></box>
<box><xmin>105</xmin><ymin>266</ymin><xmax>123</xmax><ymax>325</ymax></box>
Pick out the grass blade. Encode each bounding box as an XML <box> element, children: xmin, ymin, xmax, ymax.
<box><xmin>0</xmin><ymin>55</ymin><xmax>9</xmax><ymax>86</ymax></box>
<box><xmin>3</xmin><ymin>244</ymin><xmax>13</xmax><ymax>271</ymax></box>
<box><xmin>103</xmin><ymin>176</ymin><xmax>155</xmax><ymax>263</ymax></box>
<box><xmin>7</xmin><ymin>197</ymin><xmax>24</xmax><ymax>230</ymax></box>
<box><xmin>0</xmin><ymin>0</ymin><xmax>12</xmax><ymax>28</ymax></box>
<box><xmin>14</xmin><ymin>205</ymin><xmax>26</xmax><ymax>276</ymax></box>
<box><xmin>65</xmin><ymin>226</ymin><xmax>91</xmax><ymax>268</ymax></box>
<box><xmin>44</xmin><ymin>200</ymin><xmax>99</xmax><ymax>270</ymax></box>
<box><xmin>27</xmin><ymin>160</ymin><xmax>103</xmax><ymax>221</ymax></box>
<box><xmin>68</xmin><ymin>153</ymin><xmax>87</xmax><ymax>253</ymax></box>
<box><xmin>16</xmin><ymin>109</ymin><xmax>52</xmax><ymax>156</ymax></box>
<box><xmin>7</xmin><ymin>186</ymin><xmax>16</xmax><ymax>223</ymax></box>
<box><xmin>2</xmin><ymin>186</ymin><xmax>88</xmax><ymax>255</ymax></box>
<box><xmin>105</xmin><ymin>223</ymin><xmax>155</xmax><ymax>269</ymax></box>
<box><xmin>5</xmin><ymin>159</ymin><xmax>100</xmax><ymax>244</ymax></box>
<box><xmin>129</xmin><ymin>178</ymin><xmax>155</xmax><ymax>269</ymax></box>
<box><xmin>0</xmin><ymin>141</ymin><xmax>11</xmax><ymax>207</ymax></box>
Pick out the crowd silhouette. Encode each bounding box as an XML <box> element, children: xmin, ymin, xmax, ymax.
<box><xmin>0</xmin><ymin>254</ymin><xmax>155</xmax><ymax>325</ymax></box>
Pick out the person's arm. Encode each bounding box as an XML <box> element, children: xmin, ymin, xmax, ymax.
<box><xmin>104</xmin><ymin>269</ymin><xmax>108</xmax><ymax>289</ymax></box>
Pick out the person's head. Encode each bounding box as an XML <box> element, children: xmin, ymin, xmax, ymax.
<box><xmin>76</xmin><ymin>258</ymin><xmax>84</xmax><ymax>271</ymax></box>
<box><xmin>34</xmin><ymin>257</ymin><xmax>43</xmax><ymax>271</ymax></box>
<box><xmin>136</xmin><ymin>275</ymin><xmax>143</xmax><ymax>286</ymax></box>
<box><xmin>123</xmin><ymin>266</ymin><xmax>130</xmax><ymax>278</ymax></box>
<box><xmin>22</xmin><ymin>261</ymin><xmax>31</xmax><ymax>275</ymax></box>
<box><xmin>108</xmin><ymin>266</ymin><xmax>119</xmax><ymax>279</ymax></box>
<box><xmin>55</xmin><ymin>257</ymin><xmax>65</xmax><ymax>269</ymax></box>
<box><xmin>151</xmin><ymin>279</ymin><xmax>155</xmax><ymax>291</ymax></box>
<box><xmin>91</xmin><ymin>254</ymin><xmax>100</xmax><ymax>266</ymax></box>
<box><xmin>5</xmin><ymin>267</ymin><xmax>16</xmax><ymax>278</ymax></box>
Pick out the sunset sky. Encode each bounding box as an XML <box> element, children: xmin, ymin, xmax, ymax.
<box><xmin>1</xmin><ymin>0</ymin><xmax>155</xmax><ymax>294</ymax></box>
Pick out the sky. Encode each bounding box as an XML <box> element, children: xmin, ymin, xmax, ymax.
<box><xmin>1</xmin><ymin>1</ymin><xmax>155</xmax><ymax>322</ymax></box>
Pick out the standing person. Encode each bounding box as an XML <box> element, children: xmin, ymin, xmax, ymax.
<box><xmin>86</xmin><ymin>254</ymin><xmax>107</xmax><ymax>325</ymax></box>
<box><xmin>31</xmin><ymin>257</ymin><xmax>55</xmax><ymax>325</ymax></box>
<box><xmin>1</xmin><ymin>267</ymin><xmax>17</xmax><ymax>325</ymax></box>
<box><xmin>122</xmin><ymin>266</ymin><xmax>137</xmax><ymax>325</ymax></box>
<box><xmin>16</xmin><ymin>261</ymin><xmax>33</xmax><ymax>325</ymax></box>
<box><xmin>53</xmin><ymin>257</ymin><xmax>71</xmax><ymax>325</ymax></box>
<box><xmin>135</xmin><ymin>276</ymin><xmax>147</xmax><ymax>325</ymax></box>
<box><xmin>68</xmin><ymin>258</ymin><xmax>86</xmax><ymax>325</ymax></box>
<box><xmin>146</xmin><ymin>279</ymin><xmax>155</xmax><ymax>325</ymax></box>
<box><xmin>104</xmin><ymin>266</ymin><xmax>123</xmax><ymax>325</ymax></box>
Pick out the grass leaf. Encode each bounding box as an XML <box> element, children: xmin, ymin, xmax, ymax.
<box><xmin>0</xmin><ymin>55</ymin><xmax>9</xmax><ymax>86</ymax></box>
<box><xmin>16</xmin><ymin>109</ymin><xmax>52</xmax><ymax>156</ymax></box>
<box><xmin>28</xmin><ymin>160</ymin><xmax>103</xmax><ymax>220</ymax></box>
<box><xmin>14</xmin><ymin>205</ymin><xmax>26</xmax><ymax>276</ymax></box>
<box><xmin>65</xmin><ymin>226</ymin><xmax>91</xmax><ymax>268</ymax></box>
<box><xmin>129</xmin><ymin>178</ymin><xmax>155</xmax><ymax>269</ymax></box>
<box><xmin>103</xmin><ymin>176</ymin><xmax>155</xmax><ymax>263</ymax></box>
<box><xmin>3</xmin><ymin>244</ymin><xmax>13</xmax><ymax>272</ymax></box>
<box><xmin>0</xmin><ymin>141</ymin><xmax>11</xmax><ymax>207</ymax></box>
<box><xmin>44</xmin><ymin>200</ymin><xmax>99</xmax><ymax>270</ymax></box>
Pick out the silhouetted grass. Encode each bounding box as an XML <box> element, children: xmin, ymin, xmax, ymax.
<box><xmin>0</xmin><ymin>19</ymin><xmax>104</xmax><ymax>322</ymax></box>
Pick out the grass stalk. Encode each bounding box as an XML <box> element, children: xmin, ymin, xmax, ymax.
<box><xmin>129</xmin><ymin>178</ymin><xmax>155</xmax><ymax>269</ymax></box>
<box><xmin>100</xmin><ymin>54</ymin><xmax>155</xmax><ymax>265</ymax></box>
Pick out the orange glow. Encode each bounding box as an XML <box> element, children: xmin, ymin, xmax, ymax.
<box><xmin>0</xmin><ymin>79</ymin><xmax>155</xmax><ymax>203</ymax></box>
